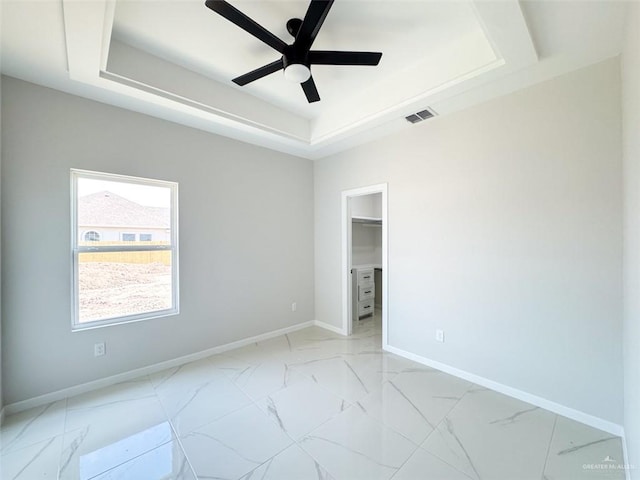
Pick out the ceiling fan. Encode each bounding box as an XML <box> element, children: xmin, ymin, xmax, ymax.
<box><xmin>204</xmin><ymin>0</ymin><xmax>383</xmax><ymax>103</ymax></box>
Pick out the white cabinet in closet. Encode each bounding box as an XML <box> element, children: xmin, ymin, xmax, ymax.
<box><xmin>352</xmin><ymin>267</ymin><xmax>375</xmax><ymax>320</ymax></box>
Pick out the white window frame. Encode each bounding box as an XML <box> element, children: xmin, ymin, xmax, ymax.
<box><xmin>71</xmin><ymin>169</ymin><xmax>179</xmax><ymax>331</ymax></box>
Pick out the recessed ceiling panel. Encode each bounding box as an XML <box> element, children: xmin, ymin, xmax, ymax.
<box><xmin>112</xmin><ymin>0</ymin><xmax>488</xmax><ymax>119</ymax></box>
<box><xmin>2</xmin><ymin>0</ymin><xmax>554</xmax><ymax>158</ymax></box>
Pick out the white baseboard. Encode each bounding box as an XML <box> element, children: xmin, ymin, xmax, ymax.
<box><xmin>384</xmin><ymin>344</ymin><xmax>624</xmax><ymax>437</ymax></box>
<box><xmin>4</xmin><ymin>320</ymin><xmax>315</xmax><ymax>416</ymax></box>
<box><xmin>5</xmin><ymin>321</ymin><xmax>626</xmax><ymax>445</ymax></box>
<box><xmin>313</xmin><ymin>320</ymin><xmax>347</xmax><ymax>336</ymax></box>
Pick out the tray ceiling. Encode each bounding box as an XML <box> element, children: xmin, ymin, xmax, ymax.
<box><xmin>0</xmin><ymin>1</ymin><xmax>628</xmax><ymax>158</ymax></box>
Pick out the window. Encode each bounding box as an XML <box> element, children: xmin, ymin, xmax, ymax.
<box><xmin>71</xmin><ymin>169</ymin><xmax>178</xmax><ymax>329</ymax></box>
<box><xmin>84</xmin><ymin>231</ymin><xmax>101</xmax><ymax>242</ymax></box>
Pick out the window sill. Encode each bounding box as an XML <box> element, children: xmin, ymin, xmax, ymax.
<box><xmin>71</xmin><ymin>308</ymin><xmax>180</xmax><ymax>332</ymax></box>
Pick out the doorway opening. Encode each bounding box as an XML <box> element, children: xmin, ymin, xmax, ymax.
<box><xmin>341</xmin><ymin>184</ymin><xmax>388</xmax><ymax>347</ymax></box>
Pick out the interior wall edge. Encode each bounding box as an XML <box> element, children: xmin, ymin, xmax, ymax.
<box><xmin>621</xmin><ymin>1</ymin><xmax>640</xmax><ymax>477</ymax></box>
<box><xmin>313</xmin><ymin>319</ymin><xmax>347</xmax><ymax>336</ymax></box>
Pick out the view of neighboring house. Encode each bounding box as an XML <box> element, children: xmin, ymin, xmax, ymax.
<box><xmin>78</xmin><ymin>191</ymin><xmax>170</xmax><ymax>243</ymax></box>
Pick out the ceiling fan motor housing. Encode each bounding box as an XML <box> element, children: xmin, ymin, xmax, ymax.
<box><xmin>283</xmin><ymin>45</ymin><xmax>311</xmax><ymax>82</ymax></box>
<box><xmin>286</xmin><ymin>18</ymin><xmax>303</xmax><ymax>37</ymax></box>
<box><xmin>205</xmin><ymin>0</ymin><xmax>382</xmax><ymax>102</ymax></box>
<box><xmin>283</xmin><ymin>45</ymin><xmax>310</xmax><ymax>69</ymax></box>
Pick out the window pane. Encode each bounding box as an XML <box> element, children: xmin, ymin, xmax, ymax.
<box><xmin>77</xmin><ymin>178</ymin><xmax>171</xmax><ymax>245</ymax></box>
<box><xmin>78</xmin><ymin>251</ymin><xmax>173</xmax><ymax>323</ymax></box>
<box><xmin>72</xmin><ymin>170</ymin><xmax>178</xmax><ymax>329</ymax></box>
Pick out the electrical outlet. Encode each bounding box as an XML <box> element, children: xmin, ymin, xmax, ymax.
<box><xmin>291</xmin><ymin>302</ymin><xmax>297</xmax><ymax>312</ymax></box>
<box><xmin>94</xmin><ymin>342</ymin><xmax>106</xmax><ymax>357</ymax></box>
<box><xmin>435</xmin><ymin>329</ymin><xmax>445</xmax><ymax>343</ymax></box>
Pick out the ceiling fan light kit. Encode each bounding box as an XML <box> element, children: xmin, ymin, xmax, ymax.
<box><xmin>284</xmin><ymin>64</ymin><xmax>311</xmax><ymax>83</ymax></box>
<box><xmin>204</xmin><ymin>0</ymin><xmax>382</xmax><ymax>103</ymax></box>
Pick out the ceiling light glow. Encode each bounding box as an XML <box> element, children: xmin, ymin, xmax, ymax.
<box><xmin>284</xmin><ymin>64</ymin><xmax>311</xmax><ymax>83</ymax></box>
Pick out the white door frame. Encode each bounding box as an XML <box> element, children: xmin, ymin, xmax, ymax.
<box><xmin>341</xmin><ymin>183</ymin><xmax>388</xmax><ymax>346</ymax></box>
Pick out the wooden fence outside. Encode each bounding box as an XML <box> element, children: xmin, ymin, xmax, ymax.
<box><xmin>79</xmin><ymin>241</ymin><xmax>172</xmax><ymax>266</ymax></box>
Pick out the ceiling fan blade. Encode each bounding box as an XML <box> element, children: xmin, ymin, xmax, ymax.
<box><xmin>294</xmin><ymin>0</ymin><xmax>334</xmax><ymax>52</ymax></box>
<box><xmin>232</xmin><ymin>59</ymin><xmax>284</xmax><ymax>86</ymax></box>
<box><xmin>205</xmin><ymin>0</ymin><xmax>287</xmax><ymax>53</ymax></box>
<box><xmin>301</xmin><ymin>76</ymin><xmax>320</xmax><ymax>103</ymax></box>
<box><xmin>309</xmin><ymin>51</ymin><xmax>382</xmax><ymax>66</ymax></box>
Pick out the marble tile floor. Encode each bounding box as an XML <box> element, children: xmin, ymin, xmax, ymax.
<box><xmin>0</xmin><ymin>314</ymin><xmax>626</xmax><ymax>480</ymax></box>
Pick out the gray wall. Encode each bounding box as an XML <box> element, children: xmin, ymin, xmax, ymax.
<box><xmin>1</xmin><ymin>77</ymin><xmax>315</xmax><ymax>405</ymax></box>
<box><xmin>622</xmin><ymin>2</ymin><xmax>640</xmax><ymax>476</ymax></box>
<box><xmin>314</xmin><ymin>59</ymin><xmax>623</xmax><ymax>424</ymax></box>
<box><xmin>0</xmin><ymin>62</ymin><xmax>3</xmax><ymax>412</ymax></box>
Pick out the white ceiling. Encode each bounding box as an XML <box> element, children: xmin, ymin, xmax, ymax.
<box><xmin>0</xmin><ymin>0</ymin><xmax>629</xmax><ymax>159</ymax></box>
<box><xmin>112</xmin><ymin>1</ymin><xmax>483</xmax><ymax>118</ymax></box>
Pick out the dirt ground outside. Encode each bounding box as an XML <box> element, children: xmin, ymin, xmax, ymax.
<box><xmin>79</xmin><ymin>262</ymin><xmax>172</xmax><ymax>322</ymax></box>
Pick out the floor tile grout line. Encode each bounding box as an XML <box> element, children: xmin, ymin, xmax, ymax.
<box><xmin>244</xmin><ymin>343</ymin><xmax>356</xmax><ymax>439</ymax></box>
<box><xmin>295</xmin><ymin>432</ymin><xmax>344</xmax><ymax>480</ymax></box>
<box><xmin>414</xmin><ymin>384</ymin><xmax>480</xmax><ymax>480</ymax></box>
<box><xmin>422</xmin><ymin>380</ymin><xmax>473</xmax><ymax>441</ymax></box>
<box><xmin>248</xmin><ymin>333</ymin><xmax>368</xmax><ymax>479</ymax></box>
<box><xmin>172</xmin><ymin>334</ymin><xmax>468</xmax><ymax>476</ymax></box>
<box><xmin>169</xmin><ymin>353</ymin><xmax>329</xmax><ymax>480</ymax></box>
<box><xmin>62</xmin><ymin>379</ymin><xmax>158</xmax><ymax>422</ymax></box>
<box><xmin>5</xmin><ymin>435</ymin><xmax>58</xmax><ymax>480</ymax></box>
<box><xmin>416</xmin><ymin>437</ymin><xmax>477</xmax><ymax>480</ymax></box>
<box><xmin>353</xmin><ymin>374</ymin><xmax>432</xmax><ymax>441</ymax></box>
<box><xmin>57</xmin><ymin>353</ymin><xmax>342</xmax><ymax>480</ymax></box>
<box><xmin>286</xmin><ymin>323</ymin><xmax>420</xmax><ymax>480</ymax></box>
<box><xmin>163</xmin><ymin>408</ymin><xmax>200</xmax><ymax>480</ymax></box>
<box><xmin>62</xmin><ymin>372</ymin><xmax>192</xmax><ymax>479</ymax></box>
<box><xmin>294</xmin><ymin>398</ymin><xmax>422</xmax><ymax>480</ymax></box>
<box><xmin>384</xmin><ymin>432</ymin><xmax>423</xmax><ymax>480</ymax></box>
<box><xmin>151</xmin><ymin>376</ymin><xmax>202</xmax><ymax>480</ymax></box>
<box><xmin>59</xmin><ymin>398</ymin><xmax>174</xmax><ymax>480</ymax></box>
<box><xmin>0</xmin><ymin>399</ymin><xmax>71</xmax><ymax>480</ymax></box>
<box><xmin>416</xmin><ymin>443</ymin><xmax>477</xmax><ymax>480</ymax></box>
<box><xmin>345</xmin><ymin>373</ymin><xmax>475</xmax><ymax>480</ymax></box>
<box><xmin>0</xmin><ymin>430</ymin><xmax>63</xmax><ymax>458</ymax></box>
<box><xmin>84</xmin><ymin>437</ymin><xmax>176</xmax><ymax>480</ymax></box>
<box><xmin>149</xmin><ymin>332</ymin><xmax>337</xmax><ymax>445</ymax></box>
<box><xmin>49</xmin><ymin>397</ymin><xmax>69</xmax><ymax>478</ymax></box>
<box><xmin>0</xmin><ymin>399</ymin><xmax>67</xmax><ymax>456</ymax></box>
<box><xmin>155</xmin><ymin>369</ymin><xmax>256</xmax><ymax>440</ymax></box>
<box><xmin>540</xmin><ymin>414</ymin><xmax>558</xmax><ymax>479</ymax></box>
<box><xmin>56</xmin><ymin>396</ymin><xmax>70</xmax><ymax>479</ymax></box>
<box><xmin>237</xmin><ymin>453</ymin><xmax>277</xmax><ymax>480</ymax></box>
<box><xmin>441</xmin><ymin>382</ymin><xmax>477</xmax><ymax>422</ymax></box>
